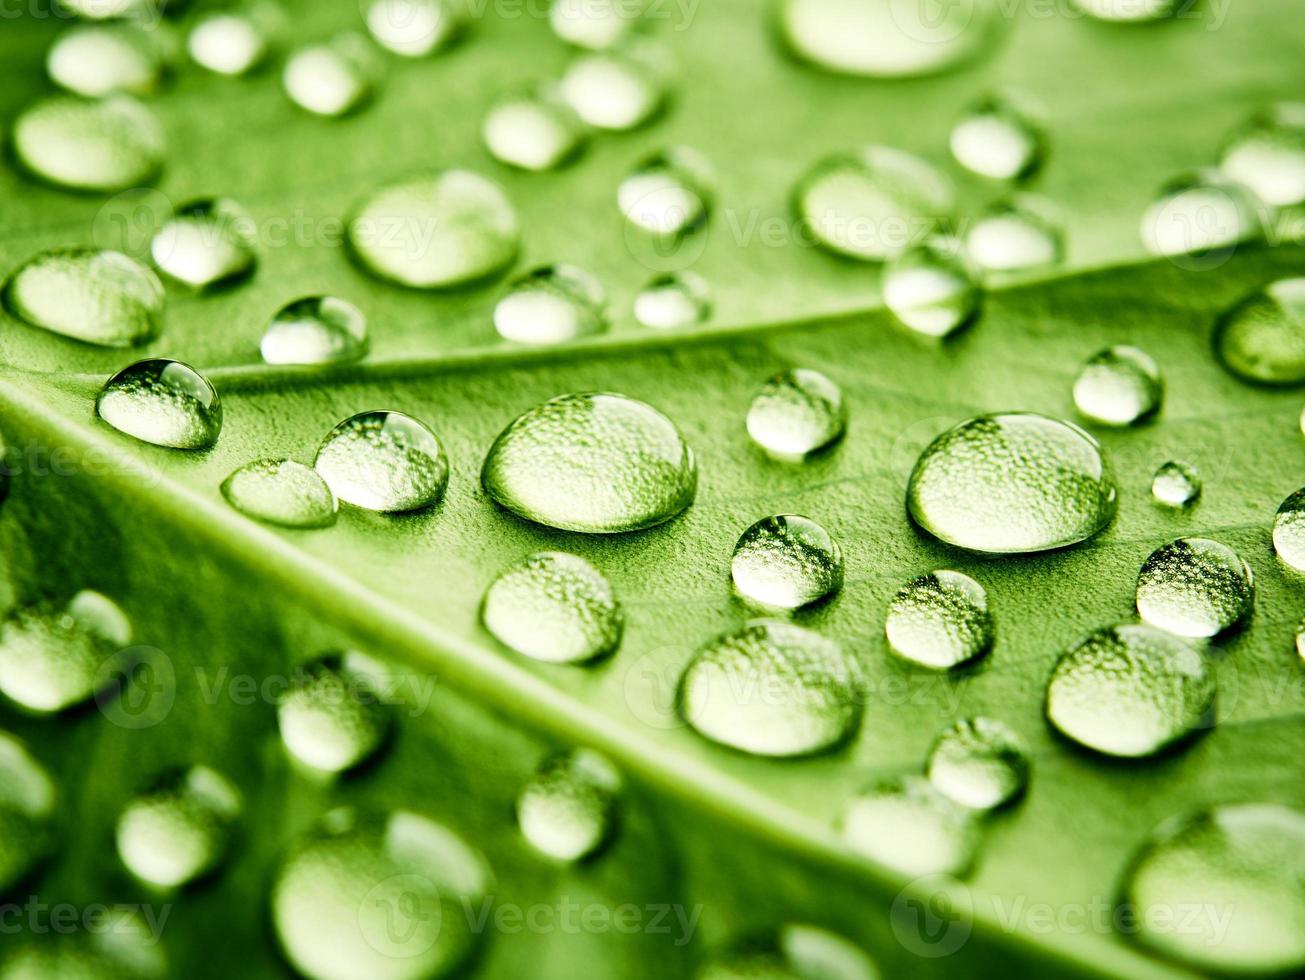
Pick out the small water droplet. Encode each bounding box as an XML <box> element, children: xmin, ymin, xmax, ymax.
<box><xmin>150</xmin><ymin>198</ymin><xmax>258</xmax><ymax>290</ymax></box>
<box><xmin>1136</xmin><ymin>537</ymin><xmax>1254</xmax><ymax>639</ymax></box>
<box><xmin>260</xmin><ymin>295</ymin><xmax>368</xmax><ymax>365</ymax></box>
<box><xmin>188</xmin><ymin>8</ymin><xmax>275</xmax><ymax>76</ymax></box>
<box><xmin>926</xmin><ymin>717</ymin><xmax>1027</xmax><ymax>810</ymax></box>
<box><xmin>1140</xmin><ymin>170</ymin><xmax>1264</xmax><ymax>259</ymax></box>
<box><xmin>314</xmin><ymin>411</ymin><xmax>448</xmax><ymax>513</ymax></box>
<box><xmin>633</xmin><ymin>271</ymin><xmax>711</xmax><ymax>330</ymax></box>
<box><xmin>730</xmin><ymin>515</ymin><xmax>843</xmax><ymax>611</ymax></box>
<box><xmin>116</xmin><ymin>765</ymin><xmax>240</xmax><ymax>889</ymax></box>
<box><xmin>96</xmin><ymin>358</ymin><xmax>222</xmax><ymax>450</ymax></box>
<box><xmin>277</xmin><ymin>652</ymin><xmax>391</xmax><ymax>773</ymax></box>
<box><xmin>1273</xmin><ymin>488</ymin><xmax>1305</xmax><ymax>572</ymax></box>
<box><xmin>885</xmin><ymin>570</ymin><xmax>993</xmax><ymax>670</ymax></box>
<box><xmin>1072</xmin><ymin>345</ymin><xmax>1163</xmax><ymax>427</ymax></box>
<box><xmin>365</xmin><ymin>0</ymin><xmax>461</xmax><ymax>57</ymax></box>
<box><xmin>965</xmin><ymin>195</ymin><xmax>1064</xmax><ymax>274</ymax></box>
<box><xmin>841</xmin><ymin>775</ymin><xmax>980</xmax><ymax>877</ymax></box>
<box><xmin>482</xmin><ymin>392</ymin><xmax>696</xmax><ymax>533</ymax></box>
<box><xmin>48</xmin><ymin>23</ymin><xmax>166</xmax><ymax>97</ymax></box>
<box><xmin>483</xmin><ymin>83</ymin><xmax>586</xmax><ymax>172</ymax></box>
<box><xmin>559</xmin><ymin>41</ymin><xmax>669</xmax><ymax>131</ymax></box>
<box><xmin>1070</xmin><ymin>0</ymin><xmax>1175</xmax><ymax>21</ymax></box>
<box><xmin>550</xmin><ymin>0</ymin><xmax>638</xmax><ymax>49</ymax></box>
<box><xmin>699</xmin><ymin>925</ymin><xmax>879</xmax><ymax>980</ymax></box>
<box><xmin>482</xmin><ymin>552</ymin><xmax>622</xmax><ymax>664</ymax></box>
<box><xmin>11</xmin><ymin>94</ymin><xmax>165</xmax><ymax>193</ymax></box>
<box><xmin>0</xmin><ymin>732</ymin><xmax>56</xmax><ymax>892</ymax></box>
<box><xmin>679</xmin><ymin>619</ymin><xmax>862</xmax><ymax>757</ymax></box>
<box><xmin>3</xmin><ymin>247</ymin><xmax>162</xmax><ymax>347</ymax></box>
<box><xmin>492</xmin><ymin>264</ymin><xmax>607</xmax><ymax>345</ymax></box>
<box><xmin>1214</xmin><ymin>278</ymin><xmax>1305</xmax><ymax>386</ymax></box>
<box><xmin>883</xmin><ymin>235</ymin><xmax>981</xmax><ymax>338</ymax></box>
<box><xmin>517</xmin><ymin>748</ymin><xmax>620</xmax><ymax>861</ymax></box>
<box><xmin>746</xmin><ymin>368</ymin><xmax>845</xmax><ymax>461</ymax></box>
<box><xmin>950</xmin><ymin>95</ymin><xmax>1043</xmax><ymax>181</ymax></box>
<box><xmin>618</xmin><ymin>147</ymin><xmax>714</xmax><ymax>238</ymax></box>
<box><xmin>283</xmin><ymin>33</ymin><xmax>379</xmax><ymax>117</ymax></box>
<box><xmin>1220</xmin><ymin>102</ymin><xmax>1305</xmax><ymax>208</ymax></box>
<box><xmin>908</xmin><ymin>413</ymin><xmax>1117</xmax><ymax>553</ymax></box>
<box><xmin>1152</xmin><ymin>461</ymin><xmax>1201</xmax><ymax>509</ymax></box>
<box><xmin>222</xmin><ymin>458</ymin><xmax>338</xmax><ymax>529</ymax></box>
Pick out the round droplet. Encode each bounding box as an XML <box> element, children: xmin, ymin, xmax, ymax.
<box><xmin>840</xmin><ymin>776</ymin><xmax>980</xmax><ymax>877</ymax></box>
<box><xmin>950</xmin><ymin>96</ymin><xmax>1043</xmax><ymax>181</ymax></box>
<box><xmin>483</xmin><ymin>84</ymin><xmax>586</xmax><ymax>172</ymax></box>
<box><xmin>559</xmin><ymin>42</ymin><xmax>668</xmax><ymax>131</ymax></box>
<box><xmin>1140</xmin><ymin>170</ymin><xmax>1264</xmax><ymax>259</ymax></box>
<box><xmin>314</xmin><ymin>411</ymin><xmax>448</xmax><ymax>513</ymax></box>
<box><xmin>1152</xmin><ymin>461</ymin><xmax>1201</xmax><ymax>509</ymax></box>
<box><xmin>277</xmin><ymin>651</ymin><xmax>391</xmax><ymax>773</ymax></box>
<box><xmin>96</xmin><ymin>358</ymin><xmax>222</xmax><ymax>450</ymax></box>
<box><xmin>0</xmin><ymin>732</ymin><xmax>56</xmax><ymax>893</ymax></box>
<box><xmin>150</xmin><ymin>198</ymin><xmax>258</xmax><ymax>290</ymax></box>
<box><xmin>366</xmin><ymin>0</ymin><xmax>461</xmax><ymax>57</ymax></box>
<box><xmin>907</xmin><ymin>413</ymin><xmax>1118</xmax><ymax>554</ymax></box>
<box><xmin>1073</xmin><ymin>345</ymin><xmax>1163</xmax><ymax>427</ymax></box>
<box><xmin>1136</xmin><ymin>537</ymin><xmax>1254</xmax><ymax>639</ymax></box>
<box><xmin>492</xmin><ymin>264</ymin><xmax>607</xmax><ymax>345</ymax></box>
<box><xmin>550</xmin><ymin>0</ymin><xmax>638</xmax><ymax>49</ymax></box>
<box><xmin>746</xmin><ymin>368</ymin><xmax>845</xmax><ymax>462</ymax></box>
<box><xmin>481</xmin><ymin>552</ymin><xmax>622</xmax><ymax>664</ymax></box>
<box><xmin>3</xmin><ymin>248</ymin><xmax>162</xmax><ymax>347</ymax></box>
<box><xmin>1071</xmin><ymin>0</ymin><xmax>1176</xmax><ymax>21</ymax></box>
<box><xmin>730</xmin><ymin>515</ymin><xmax>843</xmax><ymax>611</ymax></box>
<box><xmin>1220</xmin><ymin>102</ymin><xmax>1305</xmax><ymax>208</ymax></box>
<box><xmin>1214</xmin><ymin>278</ymin><xmax>1305</xmax><ymax>386</ymax></box>
<box><xmin>1046</xmin><ymin>623</ymin><xmax>1214</xmax><ymax>757</ymax></box>
<box><xmin>48</xmin><ymin>23</ymin><xmax>166</xmax><ymax>97</ymax></box>
<box><xmin>517</xmin><ymin>748</ymin><xmax>621</xmax><ymax>861</ymax></box>
<box><xmin>283</xmin><ymin>33</ymin><xmax>379</xmax><ymax>117</ymax></box>
<box><xmin>926</xmin><ymin>717</ymin><xmax>1028</xmax><ymax>810</ymax></box>
<box><xmin>793</xmin><ymin>146</ymin><xmax>954</xmax><ymax>261</ymax></box>
<box><xmin>11</xmin><ymin>94</ymin><xmax>164</xmax><ymax>193</ymax></box>
<box><xmin>965</xmin><ymin>195</ymin><xmax>1064</xmax><ymax>275</ymax></box>
<box><xmin>678</xmin><ymin>620</ymin><xmax>862</xmax><ymax>758</ymax></box>
<box><xmin>221</xmin><ymin>458</ymin><xmax>338</xmax><ymax>529</ymax></box>
<box><xmin>482</xmin><ymin>392</ymin><xmax>696</xmax><ymax>533</ymax></box>
<box><xmin>618</xmin><ymin>147</ymin><xmax>714</xmax><ymax>238</ymax></box>
<box><xmin>633</xmin><ymin>271</ymin><xmax>711</xmax><ymax>330</ymax></box>
<box><xmin>188</xmin><ymin>9</ymin><xmax>274</xmax><ymax>76</ymax></box>
<box><xmin>347</xmin><ymin>171</ymin><xmax>520</xmax><ymax>289</ymax></box>
<box><xmin>1122</xmin><ymin>804</ymin><xmax>1305</xmax><ymax>974</ymax></box>
<box><xmin>883</xmin><ymin>236</ymin><xmax>981</xmax><ymax>338</ymax></box>
<box><xmin>885</xmin><ymin>570</ymin><xmax>993</xmax><ymax>670</ymax></box>
<box><xmin>1274</xmin><ymin>488</ymin><xmax>1305</xmax><ymax>572</ymax></box>
<box><xmin>699</xmin><ymin>925</ymin><xmax>879</xmax><ymax>980</ymax></box>
<box><xmin>260</xmin><ymin>295</ymin><xmax>368</xmax><ymax>365</ymax></box>
<box><xmin>116</xmin><ymin>766</ymin><xmax>240</xmax><ymax>889</ymax></box>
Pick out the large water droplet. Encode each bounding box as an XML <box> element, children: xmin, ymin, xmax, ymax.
<box><xmin>965</xmin><ymin>195</ymin><xmax>1064</xmax><ymax>275</ymax></box>
<box><xmin>48</xmin><ymin>23</ymin><xmax>166</xmax><ymax>97</ymax></box>
<box><xmin>841</xmin><ymin>776</ymin><xmax>980</xmax><ymax>877</ymax></box>
<box><xmin>1140</xmin><ymin>170</ymin><xmax>1264</xmax><ymax>259</ymax></box>
<box><xmin>1152</xmin><ymin>461</ymin><xmax>1201</xmax><ymax>509</ymax></box>
<box><xmin>633</xmin><ymin>271</ymin><xmax>711</xmax><ymax>330</ymax></box>
<box><xmin>483</xmin><ymin>83</ymin><xmax>586</xmax><ymax>172</ymax></box>
<box><xmin>314</xmin><ymin>411</ymin><xmax>448</xmax><ymax>513</ymax></box>
<box><xmin>492</xmin><ymin>264</ymin><xmax>607</xmax><ymax>345</ymax></box>
<box><xmin>746</xmin><ymin>368</ymin><xmax>845</xmax><ymax>461</ymax></box>
<box><xmin>926</xmin><ymin>717</ymin><xmax>1027</xmax><ymax>811</ymax></box>
<box><xmin>481</xmin><ymin>552</ymin><xmax>622</xmax><ymax>664</ymax></box>
<box><xmin>347</xmin><ymin>171</ymin><xmax>520</xmax><ymax>289</ymax></box>
<box><xmin>883</xmin><ymin>236</ymin><xmax>981</xmax><ymax>338</ymax></box>
<box><xmin>1220</xmin><ymin>102</ymin><xmax>1305</xmax><ymax>208</ymax></box>
<box><xmin>1274</xmin><ymin>488</ymin><xmax>1305</xmax><ymax>572</ymax></box>
<box><xmin>188</xmin><ymin>8</ymin><xmax>275</xmax><ymax>76</ymax></box>
<box><xmin>11</xmin><ymin>94</ymin><xmax>164</xmax><ymax>193</ymax></box>
<box><xmin>222</xmin><ymin>458</ymin><xmax>338</xmax><ymax>529</ymax></box>
<box><xmin>559</xmin><ymin>42</ymin><xmax>669</xmax><ymax>131</ymax></box>
<box><xmin>116</xmin><ymin>765</ymin><xmax>240</xmax><ymax>889</ymax></box>
<box><xmin>277</xmin><ymin>652</ymin><xmax>391</xmax><ymax>773</ymax></box>
<box><xmin>950</xmin><ymin>95</ymin><xmax>1043</xmax><ymax>181</ymax></box>
<box><xmin>3</xmin><ymin>248</ymin><xmax>162</xmax><ymax>347</ymax></box>
<box><xmin>482</xmin><ymin>392</ymin><xmax>697</xmax><ymax>533</ymax></box>
<box><xmin>517</xmin><ymin>748</ymin><xmax>620</xmax><ymax>861</ymax></box>
<box><xmin>908</xmin><ymin>413</ymin><xmax>1117</xmax><ymax>554</ymax></box>
<box><xmin>260</xmin><ymin>295</ymin><xmax>368</xmax><ymax>365</ymax></box>
<box><xmin>698</xmin><ymin>925</ymin><xmax>879</xmax><ymax>980</ymax></box>
<box><xmin>1071</xmin><ymin>0</ymin><xmax>1175</xmax><ymax>21</ymax></box>
<box><xmin>96</xmin><ymin>358</ymin><xmax>222</xmax><ymax>450</ymax></box>
<box><xmin>678</xmin><ymin>620</ymin><xmax>862</xmax><ymax>758</ymax></box>
<box><xmin>365</xmin><ymin>0</ymin><xmax>461</xmax><ymax>58</ymax></box>
<box><xmin>1135</xmin><ymin>537</ymin><xmax>1254</xmax><ymax>639</ymax></box>
<box><xmin>0</xmin><ymin>732</ymin><xmax>56</xmax><ymax>893</ymax></box>
<box><xmin>730</xmin><ymin>515</ymin><xmax>843</xmax><ymax>611</ymax></box>
<box><xmin>1073</xmin><ymin>345</ymin><xmax>1163</xmax><ymax>427</ymax></box>
<box><xmin>885</xmin><ymin>570</ymin><xmax>993</xmax><ymax>670</ymax></box>
<box><xmin>150</xmin><ymin>198</ymin><xmax>258</xmax><ymax>290</ymax></box>
<box><xmin>550</xmin><ymin>0</ymin><xmax>638</xmax><ymax>49</ymax></box>
<box><xmin>283</xmin><ymin>33</ymin><xmax>379</xmax><ymax>117</ymax></box>
<box><xmin>618</xmin><ymin>147</ymin><xmax>714</xmax><ymax>238</ymax></box>
<box><xmin>1213</xmin><ymin>278</ymin><xmax>1305</xmax><ymax>386</ymax></box>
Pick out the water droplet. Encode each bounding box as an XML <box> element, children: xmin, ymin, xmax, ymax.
<box><xmin>347</xmin><ymin>171</ymin><xmax>520</xmax><ymax>289</ymax></box>
<box><xmin>0</xmin><ymin>732</ymin><xmax>56</xmax><ymax>892</ymax></box>
<box><xmin>679</xmin><ymin>620</ymin><xmax>862</xmax><ymax>758</ymax></box>
<box><xmin>116</xmin><ymin>766</ymin><xmax>240</xmax><ymax>889</ymax></box>
<box><xmin>1140</xmin><ymin>170</ymin><xmax>1264</xmax><ymax>259</ymax></box>
<box><xmin>885</xmin><ymin>570</ymin><xmax>993</xmax><ymax>670</ymax></box>
<box><xmin>1152</xmin><ymin>461</ymin><xmax>1201</xmax><ymax>509</ymax></box>
<box><xmin>188</xmin><ymin>8</ymin><xmax>275</xmax><ymax>76</ymax></box>
<box><xmin>730</xmin><ymin>515</ymin><xmax>843</xmax><ymax>611</ymax></box>
<box><xmin>618</xmin><ymin>147</ymin><xmax>714</xmax><ymax>238</ymax></box>
<box><xmin>745</xmin><ymin>368</ymin><xmax>845</xmax><ymax>461</ymax></box>
<box><xmin>559</xmin><ymin>41</ymin><xmax>669</xmax><ymax>131</ymax></box>
<box><xmin>3</xmin><ymin>247</ymin><xmax>163</xmax><ymax>347</ymax></box>
<box><xmin>1213</xmin><ymin>278</ymin><xmax>1305</xmax><ymax>386</ymax></box>
<box><xmin>365</xmin><ymin>0</ymin><xmax>461</xmax><ymax>57</ymax></box>
<box><xmin>840</xmin><ymin>776</ymin><xmax>980</xmax><ymax>877</ymax></box>
<box><xmin>1136</xmin><ymin>537</ymin><xmax>1254</xmax><ymax>639</ymax></box>
<box><xmin>55</xmin><ymin>0</ymin><xmax>155</xmax><ymax>17</ymax></box>
<box><xmin>517</xmin><ymin>748</ymin><xmax>620</xmax><ymax>861</ymax></box>
<box><xmin>260</xmin><ymin>295</ymin><xmax>368</xmax><ymax>365</ymax></box>
<box><xmin>11</xmin><ymin>94</ymin><xmax>164</xmax><ymax>193</ymax></box>
<box><xmin>492</xmin><ymin>264</ymin><xmax>607</xmax><ymax>345</ymax></box>
<box><xmin>483</xmin><ymin>83</ymin><xmax>586</xmax><ymax>172</ymax></box>
<box><xmin>950</xmin><ymin>95</ymin><xmax>1043</xmax><ymax>181</ymax></box>
<box><xmin>278</xmin><ymin>652</ymin><xmax>391</xmax><ymax>773</ymax></box>
<box><xmin>908</xmin><ymin>413</ymin><xmax>1117</xmax><ymax>553</ymax></box>
<box><xmin>1071</xmin><ymin>0</ymin><xmax>1176</xmax><ymax>21</ymax></box>
<box><xmin>1072</xmin><ymin>345</ymin><xmax>1163</xmax><ymax>427</ymax></box>
<box><xmin>793</xmin><ymin>146</ymin><xmax>954</xmax><ymax>261</ymax></box>
<box><xmin>883</xmin><ymin>236</ymin><xmax>980</xmax><ymax>338</ymax></box>
<box><xmin>633</xmin><ymin>271</ymin><xmax>711</xmax><ymax>330</ymax></box>
<box><xmin>48</xmin><ymin>23</ymin><xmax>166</xmax><ymax>97</ymax></box>
<box><xmin>1275</xmin><ymin>489</ymin><xmax>1305</xmax><ymax>572</ymax></box>
<box><xmin>965</xmin><ymin>195</ymin><xmax>1064</xmax><ymax>274</ymax></box>
<box><xmin>699</xmin><ymin>925</ymin><xmax>879</xmax><ymax>980</ymax></box>
<box><xmin>283</xmin><ymin>33</ymin><xmax>379</xmax><ymax>118</ymax></box>
<box><xmin>482</xmin><ymin>392</ymin><xmax>696</xmax><ymax>533</ymax></box>
<box><xmin>150</xmin><ymin>198</ymin><xmax>258</xmax><ymax>290</ymax></box>
<box><xmin>222</xmin><ymin>458</ymin><xmax>338</xmax><ymax>529</ymax></box>
<box><xmin>1121</xmin><ymin>804</ymin><xmax>1305</xmax><ymax>974</ymax></box>
<box><xmin>550</xmin><ymin>0</ymin><xmax>638</xmax><ymax>49</ymax></box>
<box><xmin>482</xmin><ymin>552</ymin><xmax>622</xmax><ymax>664</ymax></box>
<box><xmin>926</xmin><ymin>717</ymin><xmax>1027</xmax><ymax>810</ymax></box>
<box><xmin>1046</xmin><ymin>623</ymin><xmax>1213</xmax><ymax>757</ymax></box>
<box><xmin>1220</xmin><ymin>102</ymin><xmax>1305</xmax><ymax>208</ymax></box>
<box><xmin>314</xmin><ymin>411</ymin><xmax>448</xmax><ymax>513</ymax></box>
<box><xmin>96</xmin><ymin>358</ymin><xmax>222</xmax><ymax>450</ymax></box>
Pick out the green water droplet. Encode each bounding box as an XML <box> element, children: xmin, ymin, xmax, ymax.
<box><xmin>1152</xmin><ymin>461</ymin><xmax>1201</xmax><ymax>509</ymax></box>
<box><xmin>11</xmin><ymin>94</ymin><xmax>164</xmax><ymax>193</ymax></box>
<box><xmin>150</xmin><ymin>198</ymin><xmax>258</xmax><ymax>290</ymax></box>
<box><xmin>926</xmin><ymin>717</ymin><xmax>1027</xmax><ymax>810</ymax></box>
<box><xmin>283</xmin><ymin>33</ymin><xmax>379</xmax><ymax>117</ymax></box>
<box><xmin>1073</xmin><ymin>345</ymin><xmax>1163</xmax><ymax>427</ymax></box>
<box><xmin>517</xmin><ymin>748</ymin><xmax>621</xmax><ymax>861</ymax></box>
<box><xmin>679</xmin><ymin>620</ymin><xmax>862</xmax><ymax>758</ymax></box>
<box><xmin>365</xmin><ymin>0</ymin><xmax>462</xmax><ymax>57</ymax></box>
<box><xmin>55</xmin><ymin>0</ymin><xmax>156</xmax><ymax>18</ymax></box>
<box><xmin>1141</xmin><ymin>170</ymin><xmax>1264</xmax><ymax>259</ymax></box>
<box><xmin>482</xmin><ymin>392</ymin><xmax>697</xmax><ymax>533</ymax></box>
<box><xmin>277</xmin><ymin>651</ymin><xmax>391</xmax><ymax>773</ymax></box>
<box><xmin>1122</xmin><ymin>804</ymin><xmax>1305</xmax><ymax>974</ymax></box>
<box><xmin>1071</xmin><ymin>0</ymin><xmax>1176</xmax><ymax>21</ymax></box>
<box><xmin>550</xmin><ymin>0</ymin><xmax>638</xmax><ymax>49</ymax></box>
<box><xmin>492</xmin><ymin>264</ymin><xmax>607</xmax><ymax>345</ymax></box>
<box><xmin>885</xmin><ymin>570</ymin><xmax>993</xmax><ymax>670</ymax></box>
<box><xmin>261</xmin><ymin>295</ymin><xmax>368</xmax><ymax>365</ymax></box>
<box><xmin>1274</xmin><ymin>489</ymin><xmax>1305</xmax><ymax>572</ymax></box>
<box><xmin>634</xmin><ymin>271</ymin><xmax>711</xmax><ymax>330</ymax></box>
<box><xmin>48</xmin><ymin>23</ymin><xmax>166</xmax><ymax>97</ymax></box>
<box><xmin>188</xmin><ymin>8</ymin><xmax>275</xmax><ymax>76</ymax></box>
<box><xmin>1220</xmin><ymin>102</ymin><xmax>1305</xmax><ymax>208</ymax></box>
<box><xmin>841</xmin><ymin>776</ymin><xmax>980</xmax><ymax>877</ymax></box>
<box><xmin>483</xmin><ymin>83</ymin><xmax>586</xmax><ymax>172</ymax></box>
<box><xmin>699</xmin><ymin>925</ymin><xmax>879</xmax><ymax>980</ymax></box>
<box><xmin>96</xmin><ymin>358</ymin><xmax>222</xmax><ymax>449</ymax></box>
<box><xmin>116</xmin><ymin>765</ymin><xmax>240</xmax><ymax>889</ymax></box>
<box><xmin>0</xmin><ymin>732</ymin><xmax>56</xmax><ymax>893</ymax></box>
<box><xmin>965</xmin><ymin>195</ymin><xmax>1064</xmax><ymax>275</ymax></box>
<box><xmin>1136</xmin><ymin>537</ymin><xmax>1254</xmax><ymax>639</ymax></box>
<box><xmin>746</xmin><ymin>368</ymin><xmax>845</xmax><ymax>462</ymax></box>
<box><xmin>3</xmin><ymin>247</ymin><xmax>162</xmax><ymax>347</ymax></box>
<box><xmin>883</xmin><ymin>236</ymin><xmax>981</xmax><ymax>338</ymax></box>
<box><xmin>347</xmin><ymin>171</ymin><xmax>520</xmax><ymax>289</ymax></box>
<box><xmin>730</xmin><ymin>515</ymin><xmax>843</xmax><ymax>611</ymax></box>
<box><xmin>950</xmin><ymin>95</ymin><xmax>1043</xmax><ymax>181</ymax></box>
<box><xmin>222</xmin><ymin>458</ymin><xmax>338</xmax><ymax>529</ymax></box>
<box><xmin>1214</xmin><ymin>278</ymin><xmax>1305</xmax><ymax>386</ymax></box>
<box><xmin>619</xmin><ymin>147</ymin><xmax>714</xmax><ymax>238</ymax></box>
<box><xmin>559</xmin><ymin>41</ymin><xmax>669</xmax><ymax>131</ymax></box>
<box><xmin>314</xmin><ymin>411</ymin><xmax>448</xmax><ymax>513</ymax></box>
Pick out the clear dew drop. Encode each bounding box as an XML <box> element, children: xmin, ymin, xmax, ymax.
<box><xmin>221</xmin><ymin>458</ymin><xmax>338</xmax><ymax>529</ymax></box>
<box><xmin>277</xmin><ymin>651</ymin><xmax>391</xmax><ymax>773</ymax></box>
<box><xmin>926</xmin><ymin>717</ymin><xmax>1028</xmax><ymax>811</ymax></box>
<box><xmin>347</xmin><ymin>171</ymin><xmax>520</xmax><ymax>289</ymax></box>
<box><xmin>314</xmin><ymin>411</ymin><xmax>448</xmax><ymax>513</ymax></box>
<box><xmin>1135</xmin><ymin>537</ymin><xmax>1254</xmax><ymax>639</ymax></box>
<box><xmin>730</xmin><ymin>515</ymin><xmax>843</xmax><ymax>611</ymax></box>
<box><xmin>558</xmin><ymin>41</ymin><xmax>669</xmax><ymax>131</ymax></box>
<box><xmin>48</xmin><ymin>23</ymin><xmax>166</xmax><ymax>97</ymax></box>
<box><xmin>1072</xmin><ymin>345</ymin><xmax>1163</xmax><ymax>427</ymax></box>
<box><xmin>965</xmin><ymin>195</ymin><xmax>1065</xmax><ymax>275</ymax></box>
<box><xmin>840</xmin><ymin>776</ymin><xmax>981</xmax><ymax>878</ymax></box>
<box><xmin>885</xmin><ymin>570</ymin><xmax>993</xmax><ymax>670</ymax></box>
<box><xmin>96</xmin><ymin>358</ymin><xmax>222</xmax><ymax>450</ymax></box>
<box><xmin>483</xmin><ymin>84</ymin><xmax>586</xmax><ymax>172</ymax></box>
<box><xmin>1140</xmin><ymin>170</ymin><xmax>1264</xmax><ymax>259</ymax></box>
<box><xmin>678</xmin><ymin>619</ymin><xmax>863</xmax><ymax>758</ymax></box>
<box><xmin>492</xmin><ymin>264</ymin><xmax>607</xmax><ymax>345</ymax></box>
<box><xmin>517</xmin><ymin>748</ymin><xmax>621</xmax><ymax>861</ymax></box>
<box><xmin>698</xmin><ymin>924</ymin><xmax>879</xmax><ymax>980</ymax></box>
<box><xmin>283</xmin><ymin>33</ymin><xmax>379</xmax><ymax>118</ymax></box>
<box><xmin>908</xmin><ymin>413</ymin><xmax>1117</xmax><ymax>554</ymax></box>
<box><xmin>950</xmin><ymin>96</ymin><xmax>1043</xmax><ymax>181</ymax></box>
<box><xmin>1071</xmin><ymin>0</ymin><xmax>1176</xmax><ymax>21</ymax></box>
<box><xmin>116</xmin><ymin>766</ymin><xmax>240</xmax><ymax>889</ymax></box>
<box><xmin>271</xmin><ymin>808</ymin><xmax>491</xmax><ymax>980</ymax></box>
<box><xmin>188</xmin><ymin>8</ymin><xmax>275</xmax><ymax>76</ymax></box>
<box><xmin>550</xmin><ymin>0</ymin><xmax>638</xmax><ymax>50</ymax></box>
<box><xmin>150</xmin><ymin>198</ymin><xmax>258</xmax><ymax>290</ymax></box>
<box><xmin>366</xmin><ymin>0</ymin><xmax>462</xmax><ymax>58</ymax></box>
<box><xmin>260</xmin><ymin>295</ymin><xmax>368</xmax><ymax>365</ymax></box>
<box><xmin>618</xmin><ymin>147</ymin><xmax>714</xmax><ymax>238</ymax></box>
<box><xmin>746</xmin><ymin>368</ymin><xmax>845</xmax><ymax>462</ymax></box>
<box><xmin>11</xmin><ymin>94</ymin><xmax>165</xmax><ymax>193</ymax></box>
<box><xmin>481</xmin><ymin>392</ymin><xmax>697</xmax><ymax>533</ymax></box>
<box><xmin>0</xmin><ymin>732</ymin><xmax>56</xmax><ymax>893</ymax></box>
<box><xmin>633</xmin><ymin>271</ymin><xmax>711</xmax><ymax>330</ymax></box>
<box><xmin>481</xmin><ymin>552</ymin><xmax>622</xmax><ymax>664</ymax></box>
<box><xmin>883</xmin><ymin>235</ymin><xmax>981</xmax><ymax>338</ymax></box>
<box><xmin>1273</xmin><ymin>488</ymin><xmax>1305</xmax><ymax>572</ymax></box>
<box><xmin>2</xmin><ymin>248</ymin><xmax>163</xmax><ymax>348</ymax></box>
<box><xmin>1220</xmin><ymin>102</ymin><xmax>1305</xmax><ymax>208</ymax></box>
<box><xmin>1121</xmin><ymin>804</ymin><xmax>1305</xmax><ymax>975</ymax></box>
<box><xmin>1152</xmin><ymin>461</ymin><xmax>1201</xmax><ymax>509</ymax></box>
<box><xmin>1213</xmin><ymin>278</ymin><xmax>1305</xmax><ymax>386</ymax></box>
